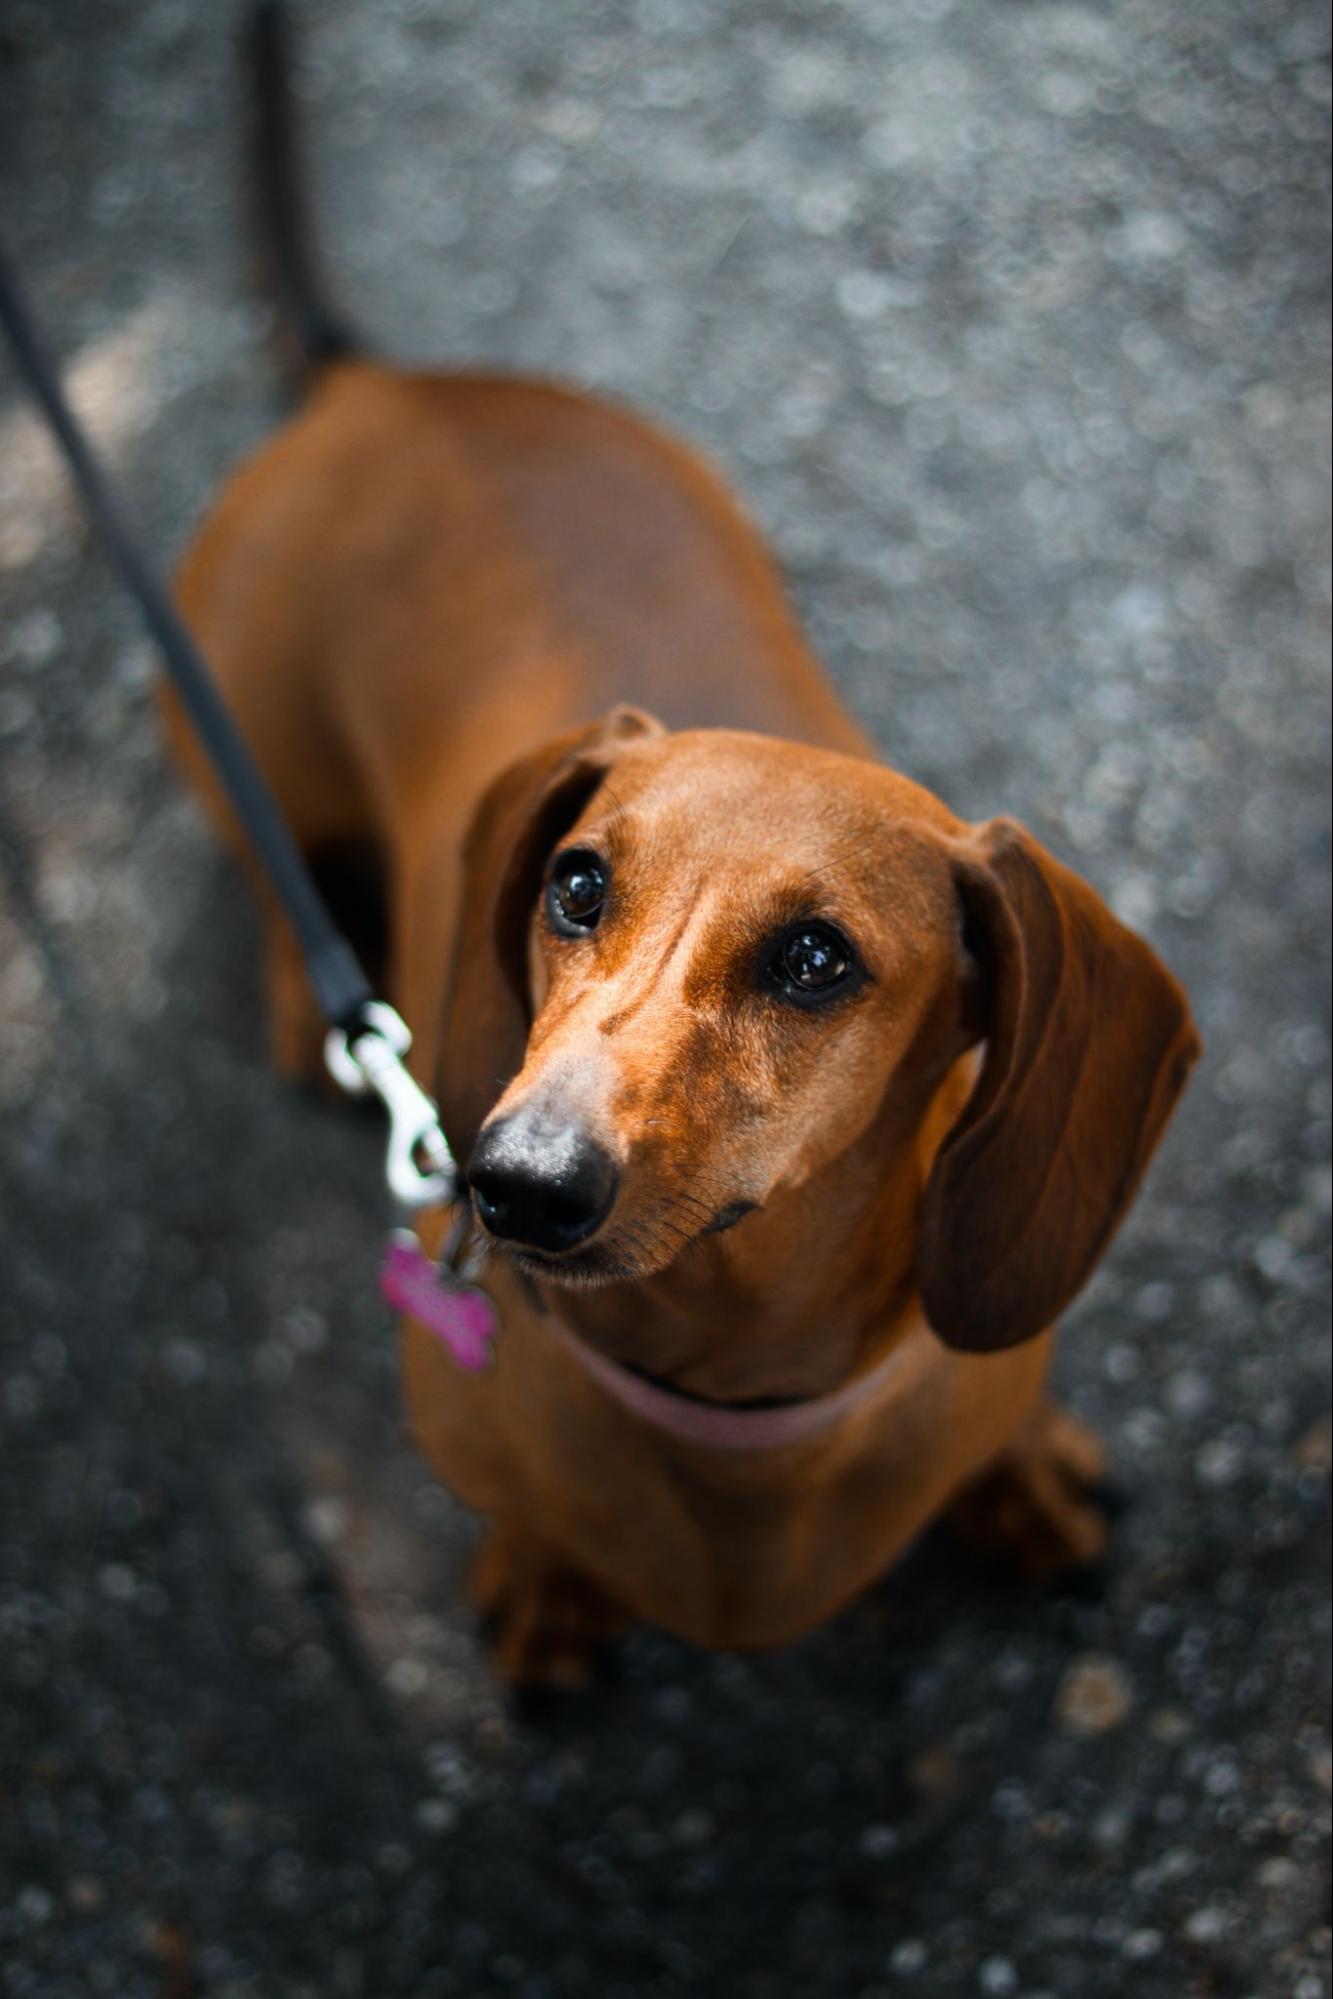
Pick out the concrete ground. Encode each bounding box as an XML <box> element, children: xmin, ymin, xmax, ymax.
<box><xmin>0</xmin><ymin>1</ymin><xmax>1328</xmax><ymax>1994</ymax></box>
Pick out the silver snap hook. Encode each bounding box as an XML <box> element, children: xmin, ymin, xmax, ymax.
<box><xmin>324</xmin><ymin>1002</ymin><xmax>457</xmax><ymax>1211</ymax></box>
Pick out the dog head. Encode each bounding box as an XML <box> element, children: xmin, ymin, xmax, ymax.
<box><xmin>439</xmin><ymin>709</ymin><xmax>1199</xmax><ymax>1352</ymax></box>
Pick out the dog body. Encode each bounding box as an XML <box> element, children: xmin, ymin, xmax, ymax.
<box><xmin>403</xmin><ymin>1235</ymin><xmax>1054</xmax><ymax>1657</ymax></box>
<box><xmin>171</xmin><ymin>358</ymin><xmax>1195</xmax><ymax>1677</ymax></box>
<box><xmin>166</xmin><ymin>10</ymin><xmax>1197</xmax><ymax>1681</ymax></box>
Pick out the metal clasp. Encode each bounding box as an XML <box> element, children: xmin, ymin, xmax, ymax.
<box><xmin>324</xmin><ymin>1001</ymin><xmax>457</xmax><ymax>1211</ymax></box>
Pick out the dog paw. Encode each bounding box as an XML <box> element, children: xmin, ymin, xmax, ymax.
<box><xmin>470</xmin><ymin>1526</ymin><xmax>628</xmax><ymax>1689</ymax></box>
<box><xmin>946</xmin><ymin>1401</ymin><xmax>1111</xmax><ymax>1581</ymax></box>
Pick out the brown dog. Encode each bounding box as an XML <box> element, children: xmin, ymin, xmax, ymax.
<box><xmin>165</xmin><ymin>6</ymin><xmax>1199</xmax><ymax>1683</ymax></box>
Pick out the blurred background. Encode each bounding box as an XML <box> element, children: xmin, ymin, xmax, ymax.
<box><xmin>0</xmin><ymin>2</ymin><xmax>1328</xmax><ymax>1995</ymax></box>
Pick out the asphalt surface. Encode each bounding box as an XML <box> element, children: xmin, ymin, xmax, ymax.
<box><xmin>0</xmin><ymin>2</ymin><xmax>1329</xmax><ymax>1995</ymax></box>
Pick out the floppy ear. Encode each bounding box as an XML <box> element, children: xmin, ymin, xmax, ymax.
<box><xmin>437</xmin><ymin>706</ymin><xmax>662</xmax><ymax>1161</ymax></box>
<box><xmin>919</xmin><ymin>818</ymin><xmax>1200</xmax><ymax>1353</ymax></box>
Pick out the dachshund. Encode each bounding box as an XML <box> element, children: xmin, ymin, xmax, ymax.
<box><xmin>164</xmin><ymin>3</ymin><xmax>1199</xmax><ymax>1683</ymax></box>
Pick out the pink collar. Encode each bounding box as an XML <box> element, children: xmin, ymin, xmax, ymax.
<box><xmin>548</xmin><ymin>1314</ymin><xmax>930</xmax><ymax>1452</ymax></box>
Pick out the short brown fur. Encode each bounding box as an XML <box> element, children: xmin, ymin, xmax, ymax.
<box><xmin>167</xmin><ymin>359</ymin><xmax>1199</xmax><ymax>1680</ymax></box>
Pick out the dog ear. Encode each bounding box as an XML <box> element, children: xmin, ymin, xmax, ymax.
<box><xmin>438</xmin><ymin>706</ymin><xmax>662</xmax><ymax>1160</ymax></box>
<box><xmin>918</xmin><ymin>818</ymin><xmax>1200</xmax><ymax>1353</ymax></box>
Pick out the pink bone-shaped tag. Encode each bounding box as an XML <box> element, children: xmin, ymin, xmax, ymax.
<box><xmin>379</xmin><ymin>1231</ymin><xmax>497</xmax><ymax>1372</ymax></box>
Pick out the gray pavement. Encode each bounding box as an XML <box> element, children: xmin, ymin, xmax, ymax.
<box><xmin>0</xmin><ymin>2</ymin><xmax>1329</xmax><ymax>1995</ymax></box>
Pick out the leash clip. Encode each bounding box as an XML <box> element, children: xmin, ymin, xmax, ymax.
<box><xmin>324</xmin><ymin>1001</ymin><xmax>457</xmax><ymax>1211</ymax></box>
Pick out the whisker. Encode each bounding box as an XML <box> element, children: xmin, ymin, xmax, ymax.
<box><xmin>664</xmin><ymin>1191</ymin><xmax>713</xmax><ymax>1228</ymax></box>
<box><xmin>782</xmin><ymin>832</ymin><xmax>884</xmax><ymax>903</ymax></box>
<box><xmin>598</xmin><ymin>782</ymin><xmax>631</xmax><ymax>845</ymax></box>
<box><xmin>663</xmin><ymin>1182</ymin><xmax>712</xmax><ymax>1214</ymax></box>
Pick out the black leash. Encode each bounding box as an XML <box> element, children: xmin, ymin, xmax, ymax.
<box><xmin>0</xmin><ymin>246</ymin><xmax>366</xmax><ymax>1029</ymax></box>
<box><xmin>0</xmin><ymin>243</ymin><xmax>456</xmax><ymax>1211</ymax></box>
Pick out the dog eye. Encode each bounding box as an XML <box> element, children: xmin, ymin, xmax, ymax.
<box><xmin>547</xmin><ymin>850</ymin><xmax>608</xmax><ymax>935</ymax></box>
<box><xmin>767</xmin><ymin>922</ymin><xmax>856</xmax><ymax>1003</ymax></box>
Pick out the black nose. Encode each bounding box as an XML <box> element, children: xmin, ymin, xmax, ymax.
<box><xmin>468</xmin><ymin>1114</ymin><xmax>619</xmax><ymax>1254</ymax></box>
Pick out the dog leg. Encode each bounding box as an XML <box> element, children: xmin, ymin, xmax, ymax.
<box><xmin>471</xmin><ymin>1522</ymin><xmax>629</xmax><ymax>1688</ymax></box>
<box><xmin>945</xmin><ymin>1400</ymin><xmax>1111</xmax><ymax>1579</ymax></box>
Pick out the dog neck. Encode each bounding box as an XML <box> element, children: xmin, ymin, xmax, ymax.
<box><xmin>544</xmin><ymin>1302</ymin><xmax>934</xmax><ymax>1452</ymax></box>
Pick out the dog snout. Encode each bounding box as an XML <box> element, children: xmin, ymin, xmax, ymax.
<box><xmin>468</xmin><ymin>1110</ymin><xmax>619</xmax><ymax>1253</ymax></box>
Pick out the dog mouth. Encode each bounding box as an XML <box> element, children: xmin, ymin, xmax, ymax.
<box><xmin>503</xmin><ymin>1240</ymin><xmax>622</xmax><ymax>1289</ymax></box>
<box><xmin>478</xmin><ymin>1196</ymin><xmax>758</xmax><ymax>1289</ymax></box>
